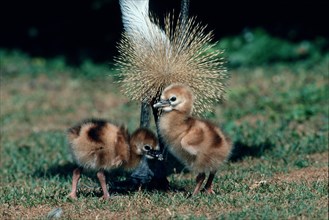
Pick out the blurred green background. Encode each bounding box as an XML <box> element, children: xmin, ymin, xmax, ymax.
<box><xmin>1</xmin><ymin>0</ymin><xmax>328</xmax><ymax>65</ymax></box>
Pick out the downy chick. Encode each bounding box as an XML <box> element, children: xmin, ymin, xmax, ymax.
<box><xmin>153</xmin><ymin>84</ymin><xmax>232</xmax><ymax>195</ymax></box>
<box><xmin>67</xmin><ymin>119</ymin><xmax>162</xmax><ymax>199</ymax></box>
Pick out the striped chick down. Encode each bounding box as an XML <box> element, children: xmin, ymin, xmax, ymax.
<box><xmin>67</xmin><ymin>119</ymin><xmax>162</xmax><ymax>199</ymax></box>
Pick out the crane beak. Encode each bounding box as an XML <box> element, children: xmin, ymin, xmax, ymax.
<box><xmin>153</xmin><ymin>100</ymin><xmax>170</xmax><ymax>109</ymax></box>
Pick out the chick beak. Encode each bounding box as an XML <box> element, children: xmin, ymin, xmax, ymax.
<box><xmin>145</xmin><ymin>149</ymin><xmax>164</xmax><ymax>161</ymax></box>
<box><xmin>153</xmin><ymin>100</ymin><xmax>170</xmax><ymax>109</ymax></box>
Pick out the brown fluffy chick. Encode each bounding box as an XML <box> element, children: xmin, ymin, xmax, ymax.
<box><xmin>153</xmin><ymin>84</ymin><xmax>232</xmax><ymax>195</ymax></box>
<box><xmin>66</xmin><ymin>119</ymin><xmax>162</xmax><ymax>199</ymax></box>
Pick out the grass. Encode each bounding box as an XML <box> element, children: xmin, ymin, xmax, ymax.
<box><xmin>0</xmin><ymin>48</ymin><xmax>328</xmax><ymax>219</ymax></box>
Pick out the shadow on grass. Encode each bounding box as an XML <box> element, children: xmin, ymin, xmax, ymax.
<box><xmin>32</xmin><ymin>139</ymin><xmax>274</xmax><ymax>197</ymax></box>
<box><xmin>33</xmin><ymin>162</ymin><xmax>186</xmax><ymax>196</ymax></box>
<box><xmin>229</xmin><ymin>140</ymin><xmax>275</xmax><ymax>162</ymax></box>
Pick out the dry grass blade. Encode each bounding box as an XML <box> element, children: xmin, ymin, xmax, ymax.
<box><xmin>115</xmin><ymin>13</ymin><xmax>228</xmax><ymax>115</ymax></box>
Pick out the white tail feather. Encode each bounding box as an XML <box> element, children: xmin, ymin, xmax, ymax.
<box><xmin>119</xmin><ymin>0</ymin><xmax>168</xmax><ymax>46</ymax></box>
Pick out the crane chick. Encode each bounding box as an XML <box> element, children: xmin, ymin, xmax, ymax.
<box><xmin>67</xmin><ymin>119</ymin><xmax>162</xmax><ymax>199</ymax></box>
<box><xmin>154</xmin><ymin>84</ymin><xmax>232</xmax><ymax>195</ymax></box>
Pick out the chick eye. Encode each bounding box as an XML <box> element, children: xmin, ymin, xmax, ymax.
<box><xmin>169</xmin><ymin>96</ymin><xmax>176</xmax><ymax>102</ymax></box>
<box><xmin>143</xmin><ymin>145</ymin><xmax>151</xmax><ymax>151</ymax></box>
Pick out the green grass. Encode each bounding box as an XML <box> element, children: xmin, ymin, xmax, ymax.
<box><xmin>0</xmin><ymin>49</ymin><xmax>328</xmax><ymax>219</ymax></box>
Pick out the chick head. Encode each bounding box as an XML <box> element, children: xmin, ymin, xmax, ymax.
<box><xmin>153</xmin><ymin>83</ymin><xmax>194</xmax><ymax>115</ymax></box>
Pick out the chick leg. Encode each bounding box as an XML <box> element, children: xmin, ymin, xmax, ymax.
<box><xmin>192</xmin><ymin>173</ymin><xmax>206</xmax><ymax>195</ymax></box>
<box><xmin>204</xmin><ymin>172</ymin><xmax>216</xmax><ymax>194</ymax></box>
<box><xmin>97</xmin><ymin>170</ymin><xmax>110</xmax><ymax>199</ymax></box>
<box><xmin>68</xmin><ymin>167</ymin><xmax>81</xmax><ymax>199</ymax></box>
